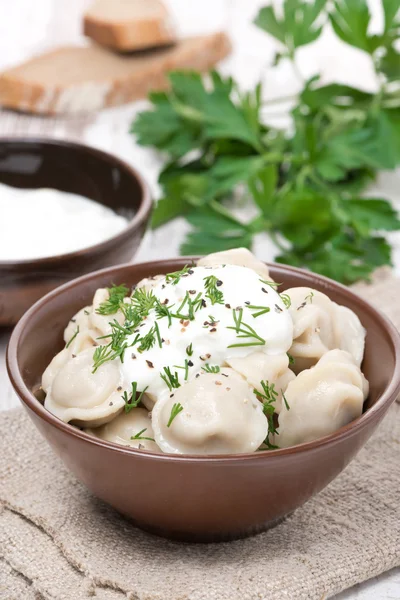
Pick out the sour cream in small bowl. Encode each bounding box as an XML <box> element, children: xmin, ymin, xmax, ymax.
<box><xmin>0</xmin><ymin>138</ymin><xmax>152</xmax><ymax>325</ymax></box>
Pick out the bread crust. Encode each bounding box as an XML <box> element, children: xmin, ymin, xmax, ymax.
<box><xmin>0</xmin><ymin>33</ymin><xmax>232</xmax><ymax>115</ymax></box>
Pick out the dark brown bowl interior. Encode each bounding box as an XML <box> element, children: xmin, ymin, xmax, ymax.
<box><xmin>0</xmin><ymin>138</ymin><xmax>152</xmax><ymax>325</ymax></box>
<box><xmin>7</xmin><ymin>260</ymin><xmax>400</xmax><ymax>542</ymax></box>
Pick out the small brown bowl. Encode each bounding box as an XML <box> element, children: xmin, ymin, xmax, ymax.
<box><xmin>7</xmin><ymin>259</ymin><xmax>400</xmax><ymax>542</ymax></box>
<box><xmin>0</xmin><ymin>138</ymin><xmax>152</xmax><ymax>325</ymax></box>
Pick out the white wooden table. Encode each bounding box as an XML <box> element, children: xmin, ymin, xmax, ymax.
<box><xmin>0</xmin><ymin>1</ymin><xmax>399</xmax><ymax>597</ymax></box>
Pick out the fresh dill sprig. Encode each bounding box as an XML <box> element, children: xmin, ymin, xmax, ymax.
<box><xmin>92</xmin><ymin>344</ymin><xmax>117</xmax><ymax>372</ymax></box>
<box><xmin>204</xmin><ymin>275</ymin><xmax>224</xmax><ymax>305</ymax></box>
<box><xmin>95</xmin><ymin>284</ymin><xmax>129</xmax><ymax>315</ymax></box>
<box><xmin>131</xmin><ymin>287</ymin><xmax>157</xmax><ymax>315</ymax></box>
<box><xmin>66</xmin><ymin>325</ymin><xmax>79</xmax><ymax>348</ymax></box>
<box><xmin>254</xmin><ymin>380</ymin><xmax>278</xmax><ymax>413</ymax></box>
<box><xmin>155</xmin><ymin>300</ymin><xmax>174</xmax><ymax>327</ymax></box>
<box><xmin>160</xmin><ymin>366</ymin><xmax>181</xmax><ymax>391</ymax></box>
<box><xmin>93</xmin><ymin>320</ymin><xmax>140</xmax><ymax>372</ymax></box>
<box><xmin>173</xmin><ymin>291</ymin><xmax>202</xmax><ymax>320</ymax></box>
<box><xmin>130</xmin><ymin>428</ymin><xmax>155</xmax><ymax>442</ymax></box>
<box><xmin>254</xmin><ymin>380</ymin><xmax>279</xmax><ymax>448</ymax></box>
<box><xmin>247</xmin><ymin>304</ymin><xmax>271</xmax><ymax>318</ymax></box>
<box><xmin>119</xmin><ymin>302</ymin><xmax>143</xmax><ymax>328</ymax></box>
<box><xmin>232</xmin><ymin>307</ymin><xmax>243</xmax><ymax>332</ymax></box>
<box><xmin>174</xmin><ymin>359</ymin><xmax>190</xmax><ymax>381</ymax></box>
<box><xmin>122</xmin><ymin>382</ymin><xmax>149</xmax><ymax>413</ymax></box>
<box><xmin>165</xmin><ymin>265</ymin><xmax>192</xmax><ymax>285</ymax></box>
<box><xmin>167</xmin><ymin>402</ymin><xmax>184</xmax><ymax>427</ymax></box>
<box><xmin>227</xmin><ymin>309</ymin><xmax>266</xmax><ymax>348</ymax></box>
<box><xmin>201</xmin><ymin>364</ymin><xmax>220</xmax><ymax>374</ymax></box>
<box><xmin>186</xmin><ymin>343</ymin><xmax>193</xmax><ymax>357</ymax></box>
<box><xmin>137</xmin><ymin>326</ymin><xmax>157</xmax><ymax>353</ymax></box>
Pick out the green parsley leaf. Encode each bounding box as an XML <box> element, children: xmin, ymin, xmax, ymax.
<box><xmin>254</xmin><ymin>0</ymin><xmax>327</xmax><ymax>56</ymax></box>
<box><xmin>131</xmin><ymin>1</ymin><xmax>400</xmax><ymax>286</ymax></box>
<box><xmin>329</xmin><ymin>0</ymin><xmax>374</xmax><ymax>53</ymax></box>
<box><xmin>343</xmin><ymin>198</ymin><xmax>400</xmax><ymax>236</ymax></box>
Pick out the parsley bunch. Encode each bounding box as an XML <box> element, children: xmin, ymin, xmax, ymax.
<box><xmin>131</xmin><ymin>0</ymin><xmax>400</xmax><ymax>284</ymax></box>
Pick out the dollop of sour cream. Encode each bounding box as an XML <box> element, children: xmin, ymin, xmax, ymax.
<box><xmin>0</xmin><ymin>183</ymin><xmax>128</xmax><ymax>260</ymax></box>
<box><xmin>120</xmin><ymin>265</ymin><xmax>293</xmax><ymax>402</ymax></box>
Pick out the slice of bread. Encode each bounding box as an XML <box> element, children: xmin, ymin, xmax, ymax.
<box><xmin>0</xmin><ymin>33</ymin><xmax>231</xmax><ymax>115</ymax></box>
<box><xmin>84</xmin><ymin>0</ymin><xmax>176</xmax><ymax>52</ymax></box>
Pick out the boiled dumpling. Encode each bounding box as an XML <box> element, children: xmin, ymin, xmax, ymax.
<box><xmin>197</xmin><ymin>248</ymin><xmax>272</xmax><ymax>280</ymax></box>
<box><xmin>42</xmin><ymin>328</ymin><xmax>100</xmax><ymax>392</ymax></box>
<box><xmin>86</xmin><ymin>408</ymin><xmax>159</xmax><ymax>452</ymax></box>
<box><xmin>334</xmin><ymin>305</ymin><xmax>366</xmax><ymax>367</ymax></box>
<box><xmin>227</xmin><ymin>352</ymin><xmax>295</xmax><ymax>414</ymax></box>
<box><xmin>44</xmin><ymin>347</ymin><xmax>126</xmax><ymax>427</ymax></box>
<box><xmin>151</xmin><ymin>368</ymin><xmax>268</xmax><ymax>455</ymax></box>
<box><xmin>286</xmin><ymin>287</ymin><xmax>365</xmax><ymax>373</ymax></box>
<box><xmin>276</xmin><ymin>350</ymin><xmax>369</xmax><ymax>448</ymax></box>
<box><xmin>64</xmin><ymin>305</ymin><xmax>92</xmax><ymax>344</ymax></box>
<box><xmin>136</xmin><ymin>274</ymin><xmax>165</xmax><ymax>291</ymax></box>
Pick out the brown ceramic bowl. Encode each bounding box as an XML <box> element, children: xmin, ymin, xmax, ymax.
<box><xmin>7</xmin><ymin>259</ymin><xmax>400</xmax><ymax>542</ymax></box>
<box><xmin>0</xmin><ymin>138</ymin><xmax>152</xmax><ymax>325</ymax></box>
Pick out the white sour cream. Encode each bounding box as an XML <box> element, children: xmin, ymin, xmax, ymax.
<box><xmin>0</xmin><ymin>183</ymin><xmax>129</xmax><ymax>260</ymax></box>
<box><xmin>120</xmin><ymin>265</ymin><xmax>293</xmax><ymax>402</ymax></box>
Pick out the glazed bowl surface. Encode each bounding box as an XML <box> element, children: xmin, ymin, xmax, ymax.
<box><xmin>0</xmin><ymin>138</ymin><xmax>152</xmax><ymax>325</ymax></box>
<box><xmin>7</xmin><ymin>259</ymin><xmax>400</xmax><ymax>542</ymax></box>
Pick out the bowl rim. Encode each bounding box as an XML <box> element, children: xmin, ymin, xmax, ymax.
<box><xmin>7</xmin><ymin>258</ymin><xmax>400</xmax><ymax>463</ymax></box>
<box><xmin>0</xmin><ymin>137</ymin><xmax>152</xmax><ymax>267</ymax></box>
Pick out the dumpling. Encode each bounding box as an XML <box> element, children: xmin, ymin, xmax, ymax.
<box><xmin>42</xmin><ymin>328</ymin><xmax>100</xmax><ymax>392</ymax></box>
<box><xmin>136</xmin><ymin>274</ymin><xmax>165</xmax><ymax>291</ymax></box>
<box><xmin>276</xmin><ymin>350</ymin><xmax>369</xmax><ymax>448</ymax></box>
<box><xmin>64</xmin><ymin>305</ymin><xmax>92</xmax><ymax>344</ymax></box>
<box><xmin>334</xmin><ymin>305</ymin><xmax>366</xmax><ymax>367</ymax></box>
<box><xmin>286</xmin><ymin>287</ymin><xmax>365</xmax><ymax>373</ymax></box>
<box><xmin>86</xmin><ymin>408</ymin><xmax>159</xmax><ymax>452</ymax></box>
<box><xmin>151</xmin><ymin>368</ymin><xmax>268</xmax><ymax>455</ymax></box>
<box><xmin>44</xmin><ymin>347</ymin><xmax>126</xmax><ymax>427</ymax></box>
<box><xmin>197</xmin><ymin>248</ymin><xmax>272</xmax><ymax>280</ymax></box>
<box><xmin>226</xmin><ymin>352</ymin><xmax>295</xmax><ymax>414</ymax></box>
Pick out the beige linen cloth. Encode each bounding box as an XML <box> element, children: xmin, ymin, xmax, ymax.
<box><xmin>1</xmin><ymin>270</ymin><xmax>400</xmax><ymax>600</ymax></box>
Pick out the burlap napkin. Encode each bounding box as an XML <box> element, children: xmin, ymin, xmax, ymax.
<box><xmin>1</xmin><ymin>271</ymin><xmax>400</xmax><ymax>600</ymax></box>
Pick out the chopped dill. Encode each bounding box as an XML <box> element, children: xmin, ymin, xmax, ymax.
<box><xmin>174</xmin><ymin>359</ymin><xmax>190</xmax><ymax>381</ymax></box>
<box><xmin>280</xmin><ymin>293</ymin><xmax>291</xmax><ymax>309</ymax></box>
<box><xmin>201</xmin><ymin>364</ymin><xmax>220</xmax><ymax>374</ymax></box>
<box><xmin>165</xmin><ymin>265</ymin><xmax>192</xmax><ymax>285</ymax></box>
<box><xmin>95</xmin><ymin>284</ymin><xmax>129</xmax><ymax>315</ymax></box>
<box><xmin>227</xmin><ymin>309</ymin><xmax>266</xmax><ymax>348</ymax></box>
<box><xmin>131</xmin><ymin>428</ymin><xmax>155</xmax><ymax>442</ymax></box>
<box><xmin>167</xmin><ymin>402</ymin><xmax>184</xmax><ymax>427</ymax></box>
<box><xmin>247</xmin><ymin>304</ymin><xmax>271</xmax><ymax>318</ymax></box>
<box><xmin>122</xmin><ymin>382</ymin><xmax>149</xmax><ymax>413</ymax></box>
<box><xmin>160</xmin><ymin>366</ymin><xmax>181</xmax><ymax>391</ymax></box>
<box><xmin>66</xmin><ymin>325</ymin><xmax>79</xmax><ymax>348</ymax></box>
<box><xmin>204</xmin><ymin>275</ymin><xmax>224</xmax><ymax>305</ymax></box>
